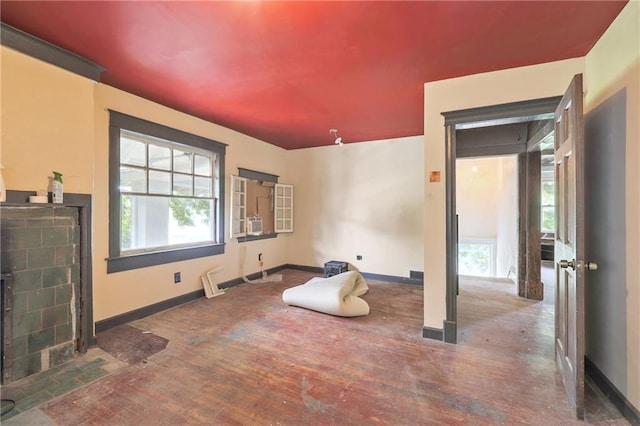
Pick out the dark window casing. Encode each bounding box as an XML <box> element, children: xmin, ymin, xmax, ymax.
<box><xmin>108</xmin><ymin>111</ymin><xmax>227</xmax><ymax>273</ymax></box>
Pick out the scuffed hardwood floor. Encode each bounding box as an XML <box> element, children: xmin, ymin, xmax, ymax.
<box><xmin>34</xmin><ymin>268</ymin><xmax>627</xmax><ymax>425</ymax></box>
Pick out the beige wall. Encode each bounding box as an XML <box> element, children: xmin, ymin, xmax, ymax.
<box><xmin>423</xmin><ymin>57</ymin><xmax>585</xmax><ymax>328</ymax></box>
<box><xmin>584</xmin><ymin>0</ymin><xmax>639</xmax><ymax>409</ymax></box>
<box><xmin>1</xmin><ymin>47</ymin><xmax>95</xmax><ymax>193</ymax></box>
<box><xmin>1</xmin><ymin>46</ymin><xmax>292</xmax><ymax>323</ymax></box>
<box><xmin>286</xmin><ymin>136</ymin><xmax>424</xmax><ymax>277</ymax></box>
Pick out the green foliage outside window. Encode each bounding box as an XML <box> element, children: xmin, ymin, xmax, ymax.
<box><xmin>169</xmin><ymin>198</ymin><xmax>211</xmax><ymax>227</ymax></box>
<box><xmin>458</xmin><ymin>243</ymin><xmax>491</xmax><ymax>276</ymax></box>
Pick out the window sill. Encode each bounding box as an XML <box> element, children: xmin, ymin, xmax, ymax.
<box><xmin>107</xmin><ymin>243</ymin><xmax>225</xmax><ymax>273</ymax></box>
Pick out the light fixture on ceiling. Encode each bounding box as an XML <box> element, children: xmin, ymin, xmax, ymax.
<box><xmin>329</xmin><ymin>129</ymin><xmax>343</xmax><ymax>146</ymax></box>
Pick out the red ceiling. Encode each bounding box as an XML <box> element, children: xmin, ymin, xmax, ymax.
<box><xmin>1</xmin><ymin>1</ymin><xmax>627</xmax><ymax>149</ymax></box>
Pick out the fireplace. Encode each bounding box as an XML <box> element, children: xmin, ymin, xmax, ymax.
<box><xmin>0</xmin><ymin>203</ymin><xmax>90</xmax><ymax>383</ymax></box>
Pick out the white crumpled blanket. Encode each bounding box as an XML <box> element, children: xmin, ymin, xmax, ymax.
<box><xmin>282</xmin><ymin>270</ymin><xmax>370</xmax><ymax>317</ymax></box>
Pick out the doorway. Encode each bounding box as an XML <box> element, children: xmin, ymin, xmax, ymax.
<box><xmin>441</xmin><ymin>96</ymin><xmax>561</xmax><ymax>344</ymax></box>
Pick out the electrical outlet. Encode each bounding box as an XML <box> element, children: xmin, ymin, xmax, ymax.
<box><xmin>174</xmin><ymin>272</ymin><xmax>181</xmax><ymax>283</ymax></box>
<box><xmin>356</xmin><ymin>255</ymin><xmax>363</xmax><ymax>261</ymax></box>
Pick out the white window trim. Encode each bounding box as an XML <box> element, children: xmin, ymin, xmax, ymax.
<box><xmin>230</xmin><ymin>175</ymin><xmax>294</xmax><ymax>238</ymax></box>
<box><xmin>274</xmin><ymin>183</ymin><xmax>294</xmax><ymax>233</ymax></box>
<box><xmin>230</xmin><ymin>175</ymin><xmax>247</xmax><ymax>239</ymax></box>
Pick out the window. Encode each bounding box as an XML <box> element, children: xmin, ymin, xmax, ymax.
<box><xmin>108</xmin><ymin>111</ymin><xmax>226</xmax><ymax>273</ymax></box>
<box><xmin>541</xmin><ymin>154</ymin><xmax>555</xmax><ymax>234</ymax></box>
<box><xmin>230</xmin><ymin>168</ymin><xmax>293</xmax><ymax>240</ymax></box>
<box><xmin>458</xmin><ymin>239</ymin><xmax>496</xmax><ymax>277</ymax></box>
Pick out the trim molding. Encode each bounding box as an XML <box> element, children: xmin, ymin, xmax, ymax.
<box><xmin>422</xmin><ymin>326</ymin><xmax>443</xmax><ymax>340</ymax></box>
<box><xmin>284</xmin><ymin>264</ymin><xmax>423</xmax><ymax>285</ymax></box>
<box><xmin>238</xmin><ymin>168</ymin><xmax>279</xmax><ymax>183</ymax></box>
<box><xmin>284</xmin><ymin>264</ymin><xmax>324</xmax><ymax>274</ymax></box>
<box><xmin>0</xmin><ymin>23</ymin><xmax>105</xmax><ymax>81</ymax></box>
<box><xmin>585</xmin><ymin>357</ymin><xmax>640</xmax><ymax>424</ymax></box>
<box><xmin>442</xmin><ymin>96</ymin><xmax>562</xmax><ymax>127</ymax></box>
<box><xmin>443</xmin><ymin>320</ymin><xmax>457</xmax><ymax>344</ymax></box>
<box><xmin>360</xmin><ymin>271</ymin><xmax>423</xmax><ymax>286</ymax></box>
<box><xmin>95</xmin><ymin>289</ymin><xmax>205</xmax><ymax>333</ymax></box>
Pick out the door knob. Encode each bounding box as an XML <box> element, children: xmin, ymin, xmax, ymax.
<box><xmin>585</xmin><ymin>261</ymin><xmax>598</xmax><ymax>271</ymax></box>
<box><xmin>559</xmin><ymin>259</ymin><xmax>598</xmax><ymax>271</ymax></box>
<box><xmin>559</xmin><ymin>259</ymin><xmax>575</xmax><ymax>270</ymax></box>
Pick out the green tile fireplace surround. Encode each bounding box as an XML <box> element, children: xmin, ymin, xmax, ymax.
<box><xmin>1</xmin><ymin>206</ymin><xmax>80</xmax><ymax>382</ymax></box>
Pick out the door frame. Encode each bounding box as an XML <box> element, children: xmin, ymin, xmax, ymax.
<box><xmin>441</xmin><ymin>96</ymin><xmax>561</xmax><ymax>343</ymax></box>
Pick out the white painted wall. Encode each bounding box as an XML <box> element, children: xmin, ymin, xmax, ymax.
<box><xmin>495</xmin><ymin>156</ymin><xmax>518</xmax><ymax>279</ymax></box>
<box><xmin>583</xmin><ymin>0</ymin><xmax>640</xmax><ymax>410</ymax></box>
<box><xmin>286</xmin><ymin>136</ymin><xmax>424</xmax><ymax>278</ymax></box>
<box><xmin>423</xmin><ymin>57</ymin><xmax>585</xmax><ymax>329</ymax></box>
<box><xmin>456</xmin><ymin>156</ymin><xmax>517</xmax><ymax>278</ymax></box>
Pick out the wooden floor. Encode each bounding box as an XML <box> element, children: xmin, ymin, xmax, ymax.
<box><xmin>16</xmin><ymin>268</ymin><xmax>629</xmax><ymax>424</ymax></box>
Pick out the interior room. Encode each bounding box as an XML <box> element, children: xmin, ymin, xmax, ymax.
<box><xmin>0</xmin><ymin>1</ymin><xmax>638</xmax><ymax>424</ymax></box>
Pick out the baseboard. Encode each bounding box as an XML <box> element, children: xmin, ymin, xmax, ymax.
<box><xmin>95</xmin><ymin>288</ymin><xmax>204</xmax><ymax>333</ymax></box>
<box><xmin>585</xmin><ymin>357</ymin><xmax>640</xmax><ymax>425</ymax></box>
<box><xmin>285</xmin><ymin>264</ymin><xmax>423</xmax><ymax>285</ymax></box>
<box><xmin>361</xmin><ymin>271</ymin><xmax>423</xmax><ymax>286</ymax></box>
<box><xmin>410</xmin><ymin>270</ymin><xmax>424</xmax><ymax>281</ymax></box>
<box><xmin>443</xmin><ymin>320</ymin><xmax>457</xmax><ymax>344</ymax></box>
<box><xmin>283</xmin><ymin>264</ymin><xmax>324</xmax><ymax>274</ymax></box>
<box><xmin>422</xmin><ymin>326</ymin><xmax>443</xmax><ymax>341</ymax></box>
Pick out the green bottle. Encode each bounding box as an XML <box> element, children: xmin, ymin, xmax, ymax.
<box><xmin>51</xmin><ymin>171</ymin><xmax>63</xmax><ymax>204</ymax></box>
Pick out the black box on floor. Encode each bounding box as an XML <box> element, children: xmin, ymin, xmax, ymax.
<box><xmin>324</xmin><ymin>261</ymin><xmax>348</xmax><ymax>278</ymax></box>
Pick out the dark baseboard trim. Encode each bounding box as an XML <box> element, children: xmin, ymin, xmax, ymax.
<box><xmin>284</xmin><ymin>264</ymin><xmax>324</xmax><ymax>274</ymax></box>
<box><xmin>95</xmin><ymin>289</ymin><xmax>204</xmax><ymax>333</ymax></box>
<box><xmin>1</xmin><ymin>23</ymin><xmax>105</xmax><ymax>81</ymax></box>
<box><xmin>284</xmin><ymin>264</ymin><xmax>423</xmax><ymax>285</ymax></box>
<box><xmin>443</xmin><ymin>320</ymin><xmax>457</xmax><ymax>344</ymax></box>
<box><xmin>422</xmin><ymin>326</ymin><xmax>443</xmax><ymax>341</ymax></box>
<box><xmin>409</xmin><ymin>270</ymin><xmax>424</xmax><ymax>281</ymax></box>
<box><xmin>361</xmin><ymin>271</ymin><xmax>423</xmax><ymax>286</ymax></box>
<box><xmin>585</xmin><ymin>357</ymin><xmax>640</xmax><ymax>425</ymax></box>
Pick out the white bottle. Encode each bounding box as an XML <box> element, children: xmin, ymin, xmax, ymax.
<box><xmin>51</xmin><ymin>171</ymin><xmax>63</xmax><ymax>204</ymax></box>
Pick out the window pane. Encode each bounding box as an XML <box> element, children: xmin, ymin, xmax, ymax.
<box><xmin>173</xmin><ymin>150</ymin><xmax>193</xmax><ymax>173</ymax></box>
<box><xmin>194</xmin><ymin>176</ymin><xmax>212</xmax><ymax>197</ymax></box>
<box><xmin>120</xmin><ymin>136</ymin><xmax>146</xmax><ymax>166</ymax></box>
<box><xmin>121</xmin><ymin>195</ymin><xmax>214</xmax><ymax>252</ymax></box>
<box><xmin>458</xmin><ymin>243</ymin><xmax>492</xmax><ymax>277</ymax></box>
<box><xmin>149</xmin><ymin>170</ymin><xmax>171</xmax><ymax>195</ymax></box>
<box><xmin>542</xmin><ymin>206</ymin><xmax>555</xmax><ymax>232</ymax></box>
<box><xmin>149</xmin><ymin>145</ymin><xmax>171</xmax><ymax>170</ymax></box>
<box><xmin>173</xmin><ymin>174</ymin><xmax>193</xmax><ymax>196</ymax></box>
<box><xmin>194</xmin><ymin>155</ymin><xmax>212</xmax><ymax>176</ymax></box>
<box><xmin>542</xmin><ymin>181</ymin><xmax>555</xmax><ymax>205</ymax></box>
<box><xmin>120</xmin><ymin>166</ymin><xmax>146</xmax><ymax>192</ymax></box>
